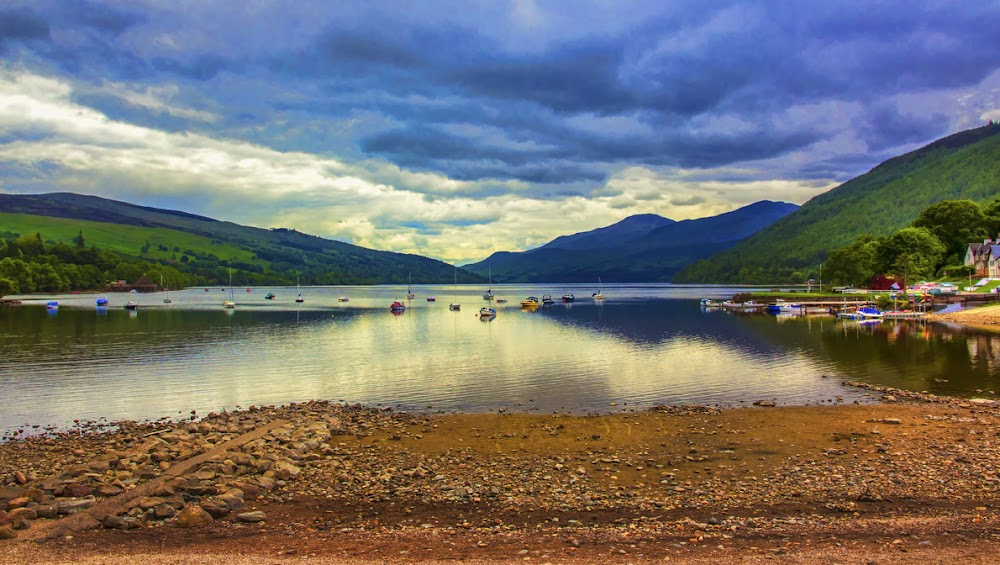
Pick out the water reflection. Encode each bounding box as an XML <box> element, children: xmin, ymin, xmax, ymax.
<box><xmin>3</xmin><ymin>288</ymin><xmax>1000</xmax><ymax>434</ymax></box>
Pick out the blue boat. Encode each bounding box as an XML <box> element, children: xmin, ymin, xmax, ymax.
<box><xmin>46</xmin><ymin>301</ymin><xmax>58</xmax><ymax>310</ymax></box>
<box><xmin>96</xmin><ymin>296</ymin><xmax>109</xmax><ymax>307</ymax></box>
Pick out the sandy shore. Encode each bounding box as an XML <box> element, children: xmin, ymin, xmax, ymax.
<box><xmin>3</xmin><ymin>389</ymin><xmax>1000</xmax><ymax>563</ymax></box>
<box><xmin>931</xmin><ymin>302</ymin><xmax>1000</xmax><ymax>331</ymax></box>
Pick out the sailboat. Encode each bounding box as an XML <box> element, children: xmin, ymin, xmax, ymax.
<box><xmin>161</xmin><ymin>274</ymin><xmax>172</xmax><ymax>304</ymax></box>
<box><xmin>449</xmin><ymin>265</ymin><xmax>461</xmax><ymax>311</ymax></box>
<box><xmin>592</xmin><ymin>277</ymin><xmax>605</xmax><ymax>300</ymax></box>
<box><xmin>295</xmin><ymin>276</ymin><xmax>304</xmax><ymax>303</ymax></box>
<box><xmin>407</xmin><ymin>273</ymin><xmax>415</xmax><ymax>300</ymax></box>
<box><xmin>223</xmin><ymin>268</ymin><xmax>236</xmax><ymax>309</ymax></box>
<box><xmin>482</xmin><ymin>267</ymin><xmax>493</xmax><ymax>300</ymax></box>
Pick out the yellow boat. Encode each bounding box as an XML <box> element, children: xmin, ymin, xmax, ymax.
<box><xmin>520</xmin><ymin>296</ymin><xmax>539</xmax><ymax>307</ymax></box>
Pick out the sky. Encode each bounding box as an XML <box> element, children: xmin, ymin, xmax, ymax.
<box><xmin>1</xmin><ymin>1</ymin><xmax>999</xmax><ymax>265</ymax></box>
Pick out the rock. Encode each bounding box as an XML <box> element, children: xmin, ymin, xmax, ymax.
<box><xmin>103</xmin><ymin>514</ymin><xmax>127</xmax><ymax>529</ymax></box>
<box><xmin>34</xmin><ymin>505</ymin><xmax>57</xmax><ymax>519</ymax></box>
<box><xmin>0</xmin><ymin>509</ymin><xmax>10</xmax><ymax>527</ymax></box>
<box><xmin>153</xmin><ymin>503</ymin><xmax>177</xmax><ymax>520</ymax></box>
<box><xmin>0</xmin><ymin>525</ymin><xmax>16</xmax><ymax>540</ymax></box>
<box><xmin>8</xmin><ymin>507</ymin><xmax>37</xmax><ymax>522</ymax></box>
<box><xmin>56</xmin><ymin>496</ymin><xmax>96</xmax><ymax>515</ymax></box>
<box><xmin>236</xmin><ymin>510</ymin><xmax>266</xmax><ymax>523</ymax></box>
<box><xmin>753</xmin><ymin>400</ymin><xmax>777</xmax><ymax>407</ymax></box>
<box><xmin>200</xmin><ymin>500</ymin><xmax>231</xmax><ymax>519</ymax></box>
<box><xmin>174</xmin><ymin>505</ymin><xmax>214</xmax><ymax>528</ymax></box>
<box><xmin>274</xmin><ymin>460</ymin><xmax>301</xmax><ymax>480</ymax></box>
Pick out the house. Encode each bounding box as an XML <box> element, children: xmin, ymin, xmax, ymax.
<box><xmin>966</xmin><ymin>236</ymin><xmax>1000</xmax><ymax>278</ymax></box>
<box><xmin>871</xmin><ymin>274</ymin><xmax>902</xmax><ymax>291</ymax></box>
<box><xmin>107</xmin><ymin>274</ymin><xmax>159</xmax><ymax>293</ymax></box>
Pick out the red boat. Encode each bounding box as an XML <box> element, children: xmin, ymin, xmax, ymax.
<box><xmin>390</xmin><ymin>300</ymin><xmax>406</xmax><ymax>312</ymax></box>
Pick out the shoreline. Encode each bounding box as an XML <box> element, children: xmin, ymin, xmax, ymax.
<box><xmin>4</xmin><ymin>392</ymin><xmax>1000</xmax><ymax>562</ymax></box>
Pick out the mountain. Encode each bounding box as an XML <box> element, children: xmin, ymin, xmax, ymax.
<box><xmin>466</xmin><ymin>200</ymin><xmax>799</xmax><ymax>282</ymax></box>
<box><xmin>543</xmin><ymin>214</ymin><xmax>675</xmax><ymax>250</ymax></box>
<box><xmin>0</xmin><ymin>192</ymin><xmax>481</xmax><ymax>285</ymax></box>
<box><xmin>674</xmin><ymin>122</ymin><xmax>1000</xmax><ymax>283</ymax></box>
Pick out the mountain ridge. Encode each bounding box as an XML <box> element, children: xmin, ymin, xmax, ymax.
<box><xmin>467</xmin><ymin>200</ymin><xmax>798</xmax><ymax>282</ymax></box>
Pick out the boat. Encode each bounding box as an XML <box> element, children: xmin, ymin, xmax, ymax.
<box><xmin>483</xmin><ymin>268</ymin><xmax>494</xmax><ymax>300</ymax></box>
<box><xmin>295</xmin><ymin>276</ymin><xmax>304</xmax><ymax>304</ymax></box>
<box><xmin>124</xmin><ymin>300</ymin><xmax>138</xmax><ymax>311</ymax></box>
<box><xmin>390</xmin><ymin>300</ymin><xmax>406</xmax><ymax>312</ymax></box>
<box><xmin>520</xmin><ymin>296</ymin><xmax>540</xmax><ymax>307</ymax></box>
<box><xmin>449</xmin><ymin>264</ymin><xmax>461</xmax><ymax>311</ymax></box>
<box><xmin>265</xmin><ymin>292</ymin><xmax>276</xmax><ymax>300</ymax></box>
<box><xmin>479</xmin><ymin>306</ymin><xmax>496</xmax><ymax>318</ymax></box>
<box><xmin>592</xmin><ymin>277</ymin><xmax>605</xmax><ymax>300</ymax></box>
<box><xmin>46</xmin><ymin>300</ymin><xmax>59</xmax><ymax>310</ymax></box>
<box><xmin>766</xmin><ymin>300</ymin><xmax>802</xmax><ymax>314</ymax></box>
<box><xmin>542</xmin><ymin>294</ymin><xmax>554</xmax><ymax>305</ymax></box>
<box><xmin>159</xmin><ymin>275</ymin><xmax>171</xmax><ymax>304</ymax></box>
<box><xmin>427</xmin><ymin>296</ymin><xmax>436</xmax><ymax>302</ymax></box>
<box><xmin>407</xmin><ymin>273</ymin><xmax>415</xmax><ymax>300</ymax></box>
<box><xmin>856</xmin><ymin>305</ymin><xmax>883</xmax><ymax>319</ymax></box>
<box><xmin>338</xmin><ymin>296</ymin><xmax>349</xmax><ymax>302</ymax></box>
<box><xmin>95</xmin><ymin>296</ymin><xmax>109</xmax><ymax>307</ymax></box>
<box><xmin>562</xmin><ymin>293</ymin><xmax>575</xmax><ymax>302</ymax></box>
<box><xmin>223</xmin><ymin>268</ymin><xmax>236</xmax><ymax>309</ymax></box>
<box><xmin>496</xmin><ymin>298</ymin><xmax>507</xmax><ymax>303</ymax></box>
<box><xmin>700</xmin><ymin>298</ymin><xmax>723</xmax><ymax>308</ymax></box>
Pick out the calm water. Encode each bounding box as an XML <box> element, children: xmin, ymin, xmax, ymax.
<box><xmin>3</xmin><ymin>283</ymin><xmax>999</xmax><ymax>435</ymax></box>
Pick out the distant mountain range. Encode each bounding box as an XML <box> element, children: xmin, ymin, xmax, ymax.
<box><xmin>0</xmin><ymin>192</ymin><xmax>480</xmax><ymax>285</ymax></box>
<box><xmin>466</xmin><ymin>200</ymin><xmax>799</xmax><ymax>282</ymax></box>
<box><xmin>674</xmin><ymin>122</ymin><xmax>1000</xmax><ymax>283</ymax></box>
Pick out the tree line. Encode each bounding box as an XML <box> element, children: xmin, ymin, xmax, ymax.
<box><xmin>823</xmin><ymin>199</ymin><xmax>1000</xmax><ymax>287</ymax></box>
<box><xmin>0</xmin><ymin>231</ymin><xmax>219</xmax><ymax>297</ymax></box>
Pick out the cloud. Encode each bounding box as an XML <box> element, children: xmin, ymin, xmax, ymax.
<box><xmin>2</xmin><ymin>2</ymin><xmax>1000</xmax><ymax>262</ymax></box>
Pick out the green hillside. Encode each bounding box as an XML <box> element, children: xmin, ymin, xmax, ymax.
<box><xmin>0</xmin><ymin>213</ymin><xmax>256</xmax><ymax>264</ymax></box>
<box><xmin>674</xmin><ymin>123</ymin><xmax>1000</xmax><ymax>283</ymax></box>
<box><xmin>0</xmin><ymin>193</ymin><xmax>482</xmax><ymax>287</ymax></box>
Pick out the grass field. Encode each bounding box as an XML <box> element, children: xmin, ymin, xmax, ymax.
<box><xmin>0</xmin><ymin>212</ymin><xmax>258</xmax><ymax>264</ymax></box>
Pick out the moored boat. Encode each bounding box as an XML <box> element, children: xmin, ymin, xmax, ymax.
<box><xmin>124</xmin><ymin>300</ymin><xmax>138</xmax><ymax>310</ymax></box>
<box><xmin>96</xmin><ymin>296</ymin><xmax>109</xmax><ymax>307</ymax></box>
<box><xmin>520</xmin><ymin>296</ymin><xmax>540</xmax><ymax>307</ymax></box>
<box><xmin>542</xmin><ymin>294</ymin><xmax>554</xmax><ymax>305</ymax></box>
<box><xmin>479</xmin><ymin>307</ymin><xmax>496</xmax><ymax>318</ymax></box>
<box><xmin>700</xmin><ymin>298</ymin><xmax>723</xmax><ymax>308</ymax></box>
<box><xmin>338</xmin><ymin>296</ymin><xmax>349</xmax><ymax>302</ymax></box>
<box><xmin>562</xmin><ymin>293</ymin><xmax>575</xmax><ymax>302</ymax></box>
<box><xmin>265</xmin><ymin>292</ymin><xmax>276</xmax><ymax>300</ymax></box>
<box><xmin>390</xmin><ymin>300</ymin><xmax>406</xmax><ymax>312</ymax></box>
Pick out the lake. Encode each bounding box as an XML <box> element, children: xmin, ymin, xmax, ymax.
<box><xmin>2</xmin><ymin>283</ymin><xmax>998</xmax><ymax>436</ymax></box>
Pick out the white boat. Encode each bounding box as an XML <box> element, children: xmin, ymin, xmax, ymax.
<box><xmin>592</xmin><ymin>277</ymin><xmax>605</xmax><ymax>300</ymax></box>
<box><xmin>700</xmin><ymin>298</ymin><xmax>723</xmax><ymax>308</ymax></box>
<box><xmin>295</xmin><ymin>276</ymin><xmax>304</xmax><ymax>303</ymax></box>
<box><xmin>223</xmin><ymin>268</ymin><xmax>236</xmax><ymax>309</ymax></box>
<box><xmin>542</xmin><ymin>294</ymin><xmax>554</xmax><ymax>305</ymax></box>
<box><xmin>483</xmin><ymin>267</ymin><xmax>493</xmax><ymax>300</ymax></box>
<box><xmin>161</xmin><ymin>275</ymin><xmax>171</xmax><ymax>304</ymax></box>
<box><xmin>338</xmin><ymin>296</ymin><xmax>349</xmax><ymax>303</ymax></box>
<box><xmin>407</xmin><ymin>273</ymin><xmax>415</xmax><ymax>300</ymax></box>
<box><xmin>449</xmin><ymin>264</ymin><xmax>460</xmax><ymax>311</ymax></box>
<box><xmin>479</xmin><ymin>307</ymin><xmax>496</xmax><ymax>318</ymax></box>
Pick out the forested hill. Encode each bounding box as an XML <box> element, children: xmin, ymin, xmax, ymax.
<box><xmin>0</xmin><ymin>192</ymin><xmax>481</xmax><ymax>286</ymax></box>
<box><xmin>674</xmin><ymin>122</ymin><xmax>1000</xmax><ymax>283</ymax></box>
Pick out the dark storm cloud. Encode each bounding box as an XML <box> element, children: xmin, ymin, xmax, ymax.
<box><xmin>0</xmin><ymin>8</ymin><xmax>49</xmax><ymax>50</ymax></box>
<box><xmin>8</xmin><ymin>1</ymin><xmax>1000</xmax><ymax>191</ymax></box>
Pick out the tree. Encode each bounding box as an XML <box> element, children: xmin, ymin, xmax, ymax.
<box><xmin>824</xmin><ymin>235</ymin><xmax>882</xmax><ymax>286</ymax></box>
<box><xmin>911</xmin><ymin>200</ymin><xmax>987</xmax><ymax>264</ymax></box>
<box><xmin>878</xmin><ymin>227</ymin><xmax>946</xmax><ymax>282</ymax></box>
<box><xmin>73</xmin><ymin>230</ymin><xmax>85</xmax><ymax>249</ymax></box>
